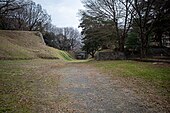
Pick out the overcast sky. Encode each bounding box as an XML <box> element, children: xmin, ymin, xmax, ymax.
<box><xmin>33</xmin><ymin>0</ymin><xmax>84</xmax><ymax>29</ymax></box>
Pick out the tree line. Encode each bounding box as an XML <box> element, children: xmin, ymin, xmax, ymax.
<box><xmin>43</xmin><ymin>26</ymin><xmax>82</xmax><ymax>51</ymax></box>
<box><xmin>0</xmin><ymin>0</ymin><xmax>81</xmax><ymax>51</ymax></box>
<box><xmin>79</xmin><ymin>0</ymin><xmax>170</xmax><ymax>58</ymax></box>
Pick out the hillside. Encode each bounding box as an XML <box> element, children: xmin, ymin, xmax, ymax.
<box><xmin>0</xmin><ymin>30</ymin><xmax>73</xmax><ymax>61</ymax></box>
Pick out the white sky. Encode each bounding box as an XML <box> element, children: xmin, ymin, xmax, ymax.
<box><xmin>33</xmin><ymin>0</ymin><xmax>84</xmax><ymax>29</ymax></box>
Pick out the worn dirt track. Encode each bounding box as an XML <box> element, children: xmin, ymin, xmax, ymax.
<box><xmin>46</xmin><ymin>63</ymin><xmax>163</xmax><ymax>113</ymax></box>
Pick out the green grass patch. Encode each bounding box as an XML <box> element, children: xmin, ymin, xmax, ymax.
<box><xmin>48</xmin><ymin>48</ymin><xmax>74</xmax><ymax>61</ymax></box>
<box><xmin>91</xmin><ymin>60</ymin><xmax>170</xmax><ymax>90</ymax></box>
<box><xmin>58</xmin><ymin>51</ymin><xmax>73</xmax><ymax>61</ymax></box>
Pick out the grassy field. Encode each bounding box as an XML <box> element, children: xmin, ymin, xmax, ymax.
<box><xmin>0</xmin><ymin>59</ymin><xmax>64</xmax><ymax>112</ymax></box>
<box><xmin>0</xmin><ymin>59</ymin><xmax>169</xmax><ymax>112</ymax></box>
<box><xmin>88</xmin><ymin>60</ymin><xmax>170</xmax><ymax>111</ymax></box>
<box><xmin>90</xmin><ymin>60</ymin><xmax>170</xmax><ymax>95</ymax></box>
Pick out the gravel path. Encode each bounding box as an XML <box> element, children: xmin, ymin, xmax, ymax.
<box><xmin>55</xmin><ymin>63</ymin><xmax>159</xmax><ymax>113</ymax></box>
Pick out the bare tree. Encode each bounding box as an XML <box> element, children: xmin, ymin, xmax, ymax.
<box><xmin>0</xmin><ymin>0</ymin><xmax>24</xmax><ymax>15</ymax></box>
<box><xmin>129</xmin><ymin>0</ymin><xmax>156</xmax><ymax>57</ymax></box>
<box><xmin>118</xmin><ymin>0</ymin><xmax>133</xmax><ymax>52</ymax></box>
<box><xmin>44</xmin><ymin>26</ymin><xmax>82</xmax><ymax>51</ymax></box>
<box><xmin>0</xmin><ymin>0</ymin><xmax>26</xmax><ymax>29</ymax></box>
<box><xmin>25</xmin><ymin>2</ymin><xmax>48</xmax><ymax>31</ymax></box>
<box><xmin>0</xmin><ymin>0</ymin><xmax>51</xmax><ymax>31</ymax></box>
<box><xmin>63</xmin><ymin>27</ymin><xmax>81</xmax><ymax>50</ymax></box>
<box><xmin>81</xmin><ymin>0</ymin><xmax>133</xmax><ymax>52</ymax></box>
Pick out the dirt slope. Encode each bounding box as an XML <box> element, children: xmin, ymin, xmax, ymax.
<box><xmin>0</xmin><ymin>30</ymin><xmax>73</xmax><ymax>60</ymax></box>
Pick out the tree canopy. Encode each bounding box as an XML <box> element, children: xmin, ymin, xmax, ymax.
<box><xmin>79</xmin><ymin>0</ymin><xmax>170</xmax><ymax>58</ymax></box>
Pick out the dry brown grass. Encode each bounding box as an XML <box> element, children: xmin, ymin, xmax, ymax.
<box><xmin>0</xmin><ymin>30</ymin><xmax>60</xmax><ymax>59</ymax></box>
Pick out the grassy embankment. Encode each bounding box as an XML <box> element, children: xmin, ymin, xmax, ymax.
<box><xmin>0</xmin><ymin>30</ymin><xmax>74</xmax><ymax>61</ymax></box>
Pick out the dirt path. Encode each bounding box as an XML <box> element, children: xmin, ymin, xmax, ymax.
<box><xmin>51</xmin><ymin>63</ymin><xmax>161</xmax><ymax>113</ymax></box>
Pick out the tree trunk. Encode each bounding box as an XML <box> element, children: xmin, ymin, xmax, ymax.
<box><xmin>119</xmin><ymin>35</ymin><xmax>125</xmax><ymax>52</ymax></box>
<box><xmin>157</xmin><ymin>32</ymin><xmax>163</xmax><ymax>47</ymax></box>
<box><xmin>90</xmin><ymin>51</ymin><xmax>95</xmax><ymax>58</ymax></box>
<box><xmin>140</xmin><ymin>33</ymin><xmax>148</xmax><ymax>58</ymax></box>
<box><xmin>91</xmin><ymin>54</ymin><xmax>95</xmax><ymax>58</ymax></box>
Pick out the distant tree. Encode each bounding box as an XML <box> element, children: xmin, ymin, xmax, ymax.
<box><xmin>63</xmin><ymin>27</ymin><xmax>81</xmax><ymax>50</ymax></box>
<box><xmin>0</xmin><ymin>0</ymin><xmax>26</xmax><ymax>29</ymax></box>
<box><xmin>80</xmin><ymin>0</ymin><xmax>133</xmax><ymax>52</ymax></box>
<box><xmin>43</xmin><ymin>26</ymin><xmax>82</xmax><ymax>51</ymax></box>
<box><xmin>54</xmin><ymin>34</ymin><xmax>70</xmax><ymax>51</ymax></box>
<box><xmin>82</xmin><ymin>38</ymin><xmax>99</xmax><ymax>58</ymax></box>
<box><xmin>79</xmin><ymin>10</ymin><xmax>116</xmax><ymax>57</ymax></box>
<box><xmin>0</xmin><ymin>0</ymin><xmax>51</xmax><ymax>32</ymax></box>
<box><xmin>0</xmin><ymin>0</ymin><xmax>24</xmax><ymax>15</ymax></box>
<box><xmin>152</xmin><ymin>0</ymin><xmax>170</xmax><ymax>47</ymax></box>
<box><xmin>43</xmin><ymin>32</ymin><xmax>56</xmax><ymax>47</ymax></box>
<box><xmin>126</xmin><ymin>31</ymin><xmax>139</xmax><ymax>51</ymax></box>
<box><xmin>23</xmin><ymin>1</ymin><xmax>50</xmax><ymax>31</ymax></box>
<box><xmin>128</xmin><ymin>0</ymin><xmax>158</xmax><ymax>57</ymax></box>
